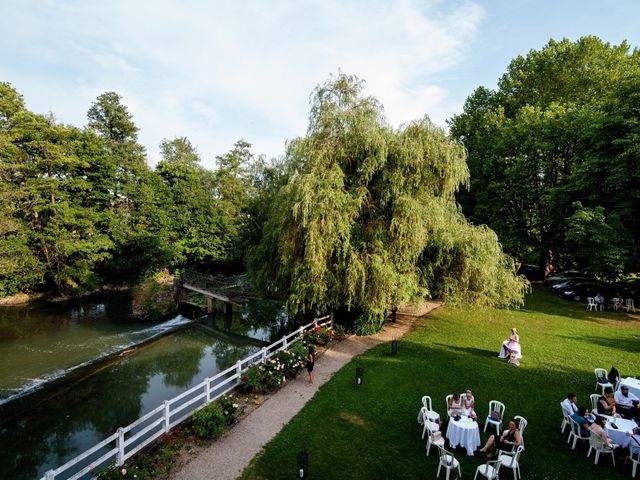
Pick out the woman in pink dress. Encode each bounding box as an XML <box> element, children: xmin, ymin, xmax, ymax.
<box><xmin>499</xmin><ymin>328</ymin><xmax>522</xmax><ymax>365</ymax></box>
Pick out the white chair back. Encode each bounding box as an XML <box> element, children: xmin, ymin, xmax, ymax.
<box><xmin>422</xmin><ymin>395</ymin><xmax>433</xmax><ymax>411</ymax></box>
<box><xmin>514</xmin><ymin>415</ymin><xmax>527</xmax><ymax>436</ymax></box>
<box><xmin>627</xmin><ymin>298</ymin><xmax>636</xmax><ymax>312</ymax></box>
<box><xmin>590</xmin><ymin>394</ymin><xmax>600</xmax><ymax>413</ymax></box>
<box><xmin>587</xmin><ymin>297</ymin><xmax>596</xmax><ymax>310</ymax></box>
<box><xmin>570</xmin><ymin>417</ymin><xmax>588</xmax><ymax>439</ymax></box>
<box><xmin>489</xmin><ymin>400</ymin><xmax>505</xmax><ymax>418</ymax></box>
<box><xmin>445</xmin><ymin>394</ymin><xmax>453</xmax><ymax>413</ymax></box>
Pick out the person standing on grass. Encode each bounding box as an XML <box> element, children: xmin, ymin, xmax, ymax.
<box><xmin>306</xmin><ymin>345</ymin><xmax>315</xmax><ymax>384</ymax></box>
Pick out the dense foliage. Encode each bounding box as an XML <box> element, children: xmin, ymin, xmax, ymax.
<box><xmin>449</xmin><ymin>36</ymin><xmax>640</xmax><ymax>279</ymax></box>
<box><xmin>0</xmin><ymin>85</ymin><xmax>254</xmax><ymax>296</ymax></box>
<box><xmin>250</xmin><ymin>74</ymin><xmax>528</xmax><ymax>333</ymax></box>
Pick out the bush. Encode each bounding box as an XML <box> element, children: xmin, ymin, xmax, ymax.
<box><xmin>273</xmin><ymin>344</ymin><xmax>306</xmax><ymax>379</ymax></box>
<box><xmin>217</xmin><ymin>395</ymin><xmax>244</xmax><ymax>425</ymax></box>
<box><xmin>192</xmin><ymin>402</ymin><xmax>226</xmax><ymax>439</ymax></box>
<box><xmin>304</xmin><ymin>325</ymin><xmax>335</xmax><ymax>345</ymax></box>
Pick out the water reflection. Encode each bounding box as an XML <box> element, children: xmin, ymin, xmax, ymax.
<box><xmin>0</xmin><ymin>297</ymin><xmax>295</xmax><ymax>480</ymax></box>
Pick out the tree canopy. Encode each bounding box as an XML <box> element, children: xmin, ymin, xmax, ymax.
<box><xmin>450</xmin><ymin>36</ymin><xmax>640</xmax><ymax>279</ymax></box>
<box><xmin>250</xmin><ymin>74</ymin><xmax>528</xmax><ymax>333</ymax></box>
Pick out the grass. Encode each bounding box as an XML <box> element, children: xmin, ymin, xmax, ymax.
<box><xmin>240</xmin><ymin>286</ymin><xmax>640</xmax><ymax>480</ymax></box>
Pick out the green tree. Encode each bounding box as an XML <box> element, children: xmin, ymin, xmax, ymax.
<box><xmin>450</xmin><ymin>36</ymin><xmax>640</xmax><ymax>277</ymax></box>
<box><xmin>251</xmin><ymin>74</ymin><xmax>527</xmax><ymax>333</ymax></box>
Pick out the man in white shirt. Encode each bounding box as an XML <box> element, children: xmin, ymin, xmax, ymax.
<box><xmin>561</xmin><ymin>393</ymin><xmax>578</xmax><ymax>417</ymax></box>
<box><xmin>614</xmin><ymin>385</ymin><xmax>640</xmax><ymax>420</ymax></box>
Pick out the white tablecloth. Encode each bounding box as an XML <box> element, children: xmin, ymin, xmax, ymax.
<box><xmin>603</xmin><ymin>415</ymin><xmax>640</xmax><ymax>449</ymax></box>
<box><xmin>446</xmin><ymin>416</ymin><xmax>481</xmax><ymax>456</ymax></box>
<box><xmin>618</xmin><ymin>377</ymin><xmax>640</xmax><ymax>399</ymax></box>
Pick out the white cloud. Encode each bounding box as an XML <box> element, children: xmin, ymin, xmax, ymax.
<box><xmin>0</xmin><ymin>0</ymin><xmax>483</xmax><ymax>168</ymax></box>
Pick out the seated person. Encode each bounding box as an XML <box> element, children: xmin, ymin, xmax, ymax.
<box><xmin>448</xmin><ymin>392</ymin><xmax>466</xmax><ymax>417</ymax></box>
<box><xmin>570</xmin><ymin>406</ymin><xmax>592</xmax><ymax>437</ymax></box>
<box><xmin>463</xmin><ymin>389</ymin><xmax>477</xmax><ymax>420</ymax></box>
<box><xmin>561</xmin><ymin>393</ymin><xmax>578</xmax><ymax>417</ymax></box>
<box><xmin>614</xmin><ymin>385</ymin><xmax>640</xmax><ymax>421</ymax></box>
<box><xmin>478</xmin><ymin>418</ymin><xmax>522</xmax><ymax>456</ymax></box>
<box><xmin>597</xmin><ymin>387</ymin><xmax>618</xmax><ymax>416</ymax></box>
<box><xmin>590</xmin><ymin>416</ymin><xmax>617</xmax><ymax>450</ymax></box>
<box><xmin>498</xmin><ymin>328</ymin><xmax>522</xmax><ymax>365</ymax></box>
<box><xmin>594</xmin><ymin>293</ymin><xmax>605</xmax><ymax>309</ymax></box>
<box><xmin>613</xmin><ymin>294</ymin><xmax>625</xmax><ymax>311</ymax></box>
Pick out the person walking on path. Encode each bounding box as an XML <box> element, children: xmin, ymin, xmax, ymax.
<box><xmin>306</xmin><ymin>345</ymin><xmax>315</xmax><ymax>384</ymax></box>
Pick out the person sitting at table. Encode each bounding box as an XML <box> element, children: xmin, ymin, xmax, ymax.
<box><xmin>614</xmin><ymin>385</ymin><xmax>640</xmax><ymax>421</ymax></box>
<box><xmin>498</xmin><ymin>327</ymin><xmax>522</xmax><ymax>365</ymax></box>
<box><xmin>571</xmin><ymin>406</ymin><xmax>592</xmax><ymax>437</ymax></box>
<box><xmin>597</xmin><ymin>387</ymin><xmax>618</xmax><ymax>416</ymax></box>
<box><xmin>590</xmin><ymin>415</ymin><xmax>618</xmax><ymax>450</ymax></box>
<box><xmin>594</xmin><ymin>293</ymin><xmax>605</xmax><ymax>309</ymax></box>
<box><xmin>463</xmin><ymin>389</ymin><xmax>477</xmax><ymax>420</ymax></box>
<box><xmin>448</xmin><ymin>392</ymin><xmax>466</xmax><ymax>417</ymax></box>
<box><xmin>478</xmin><ymin>418</ymin><xmax>522</xmax><ymax>457</ymax></box>
<box><xmin>561</xmin><ymin>393</ymin><xmax>578</xmax><ymax>417</ymax></box>
<box><xmin>613</xmin><ymin>293</ymin><xmax>625</xmax><ymax>311</ymax></box>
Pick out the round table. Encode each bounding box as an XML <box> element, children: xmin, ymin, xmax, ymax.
<box><xmin>446</xmin><ymin>415</ymin><xmax>481</xmax><ymax>456</ymax></box>
<box><xmin>603</xmin><ymin>415</ymin><xmax>640</xmax><ymax>449</ymax></box>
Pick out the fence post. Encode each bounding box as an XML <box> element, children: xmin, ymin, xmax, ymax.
<box><xmin>45</xmin><ymin>471</ymin><xmax>55</xmax><ymax>480</ymax></box>
<box><xmin>261</xmin><ymin>347</ymin><xmax>267</xmax><ymax>363</ymax></box>
<box><xmin>236</xmin><ymin>360</ymin><xmax>242</xmax><ymax>384</ymax></box>
<box><xmin>163</xmin><ymin>400</ymin><xmax>171</xmax><ymax>433</ymax></box>
<box><xmin>330</xmin><ymin>312</ymin><xmax>334</xmax><ymax>329</ymax></box>
<box><xmin>116</xmin><ymin>427</ymin><xmax>125</xmax><ymax>466</ymax></box>
<box><xmin>205</xmin><ymin>377</ymin><xmax>212</xmax><ymax>403</ymax></box>
<box><xmin>283</xmin><ymin>336</ymin><xmax>288</xmax><ymax>349</ymax></box>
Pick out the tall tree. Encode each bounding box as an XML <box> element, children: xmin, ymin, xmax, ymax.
<box><xmin>251</xmin><ymin>74</ymin><xmax>527</xmax><ymax>333</ymax></box>
<box><xmin>450</xmin><ymin>36</ymin><xmax>640</xmax><ymax>277</ymax></box>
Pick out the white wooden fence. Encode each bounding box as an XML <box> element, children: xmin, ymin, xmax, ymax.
<box><xmin>42</xmin><ymin>315</ymin><xmax>333</xmax><ymax>480</ymax></box>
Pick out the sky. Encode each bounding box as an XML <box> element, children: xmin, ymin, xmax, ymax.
<box><xmin>1</xmin><ymin>0</ymin><xmax>639</xmax><ymax>170</ymax></box>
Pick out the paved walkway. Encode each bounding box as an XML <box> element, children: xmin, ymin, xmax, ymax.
<box><xmin>172</xmin><ymin>304</ymin><xmax>440</xmax><ymax>480</ymax></box>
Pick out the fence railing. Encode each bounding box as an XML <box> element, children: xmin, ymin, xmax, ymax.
<box><xmin>42</xmin><ymin>315</ymin><xmax>333</xmax><ymax>480</ymax></box>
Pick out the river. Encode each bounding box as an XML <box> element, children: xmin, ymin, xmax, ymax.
<box><xmin>0</xmin><ymin>293</ymin><xmax>293</xmax><ymax>480</ymax></box>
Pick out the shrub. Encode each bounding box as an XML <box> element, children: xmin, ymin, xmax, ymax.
<box><xmin>304</xmin><ymin>325</ymin><xmax>335</xmax><ymax>345</ymax></box>
<box><xmin>217</xmin><ymin>396</ymin><xmax>244</xmax><ymax>425</ymax></box>
<box><xmin>240</xmin><ymin>357</ymin><xmax>288</xmax><ymax>393</ymax></box>
<box><xmin>273</xmin><ymin>345</ymin><xmax>306</xmax><ymax>379</ymax></box>
<box><xmin>192</xmin><ymin>402</ymin><xmax>226</xmax><ymax>439</ymax></box>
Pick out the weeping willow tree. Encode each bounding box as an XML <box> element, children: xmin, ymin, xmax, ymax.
<box><xmin>250</xmin><ymin>74</ymin><xmax>529</xmax><ymax>334</ymax></box>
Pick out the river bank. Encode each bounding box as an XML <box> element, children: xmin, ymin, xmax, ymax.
<box><xmin>0</xmin><ymin>285</ymin><xmax>132</xmax><ymax>306</ymax></box>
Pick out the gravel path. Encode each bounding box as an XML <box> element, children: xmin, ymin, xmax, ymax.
<box><xmin>172</xmin><ymin>304</ymin><xmax>441</xmax><ymax>480</ymax></box>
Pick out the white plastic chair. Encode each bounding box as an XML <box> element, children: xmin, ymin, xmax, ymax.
<box><xmin>484</xmin><ymin>400</ymin><xmax>505</xmax><ymax>435</ymax></box>
<box><xmin>425</xmin><ymin>418</ymin><xmax>445</xmax><ymax>456</ymax></box>
<box><xmin>437</xmin><ymin>446</ymin><xmax>461</xmax><ymax>480</ymax></box>
<box><xmin>587</xmin><ymin>433</ymin><xmax>616</xmax><ymax>465</ymax></box>
<box><xmin>445</xmin><ymin>394</ymin><xmax>453</xmax><ymax>417</ymax></box>
<box><xmin>628</xmin><ymin>445</ymin><xmax>639</xmax><ymax>478</ymax></box>
<box><xmin>568</xmin><ymin>417</ymin><xmax>590</xmax><ymax>450</ymax></box>
<box><xmin>514</xmin><ymin>415</ymin><xmax>527</xmax><ymax>449</ymax></box>
<box><xmin>589</xmin><ymin>394</ymin><xmax>600</xmax><ymax>414</ymax></box>
<box><xmin>594</xmin><ymin>368</ymin><xmax>613</xmax><ymax>394</ymax></box>
<box><xmin>473</xmin><ymin>459</ymin><xmax>502</xmax><ymax>480</ymax></box>
<box><xmin>627</xmin><ymin>298</ymin><xmax>636</xmax><ymax>312</ymax></box>
<box><xmin>560</xmin><ymin>402</ymin><xmax>571</xmax><ymax>433</ymax></box>
<box><xmin>498</xmin><ymin>445</ymin><xmax>523</xmax><ymax>480</ymax></box>
<box><xmin>422</xmin><ymin>395</ymin><xmax>441</xmax><ymax>422</ymax></box>
<box><xmin>587</xmin><ymin>297</ymin><xmax>596</xmax><ymax>311</ymax></box>
<box><xmin>420</xmin><ymin>408</ymin><xmax>440</xmax><ymax>439</ymax></box>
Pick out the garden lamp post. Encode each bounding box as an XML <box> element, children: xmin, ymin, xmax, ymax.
<box><xmin>356</xmin><ymin>367</ymin><xmax>363</xmax><ymax>386</ymax></box>
<box><xmin>297</xmin><ymin>450</ymin><xmax>308</xmax><ymax>479</ymax></box>
<box><xmin>391</xmin><ymin>306</ymin><xmax>397</xmax><ymax>323</ymax></box>
<box><xmin>391</xmin><ymin>339</ymin><xmax>398</xmax><ymax>355</ymax></box>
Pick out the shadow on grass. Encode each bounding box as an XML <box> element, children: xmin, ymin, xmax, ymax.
<box><xmin>433</xmin><ymin>343</ymin><xmax>498</xmax><ymax>359</ymax></box>
<box><xmin>559</xmin><ymin>334</ymin><xmax>640</xmax><ymax>354</ymax></box>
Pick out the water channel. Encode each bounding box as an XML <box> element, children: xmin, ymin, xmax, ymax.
<box><xmin>0</xmin><ymin>293</ymin><xmax>293</xmax><ymax>480</ymax></box>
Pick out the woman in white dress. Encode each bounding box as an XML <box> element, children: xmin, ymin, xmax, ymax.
<box><xmin>499</xmin><ymin>327</ymin><xmax>522</xmax><ymax>365</ymax></box>
<box><xmin>463</xmin><ymin>389</ymin><xmax>477</xmax><ymax>419</ymax></box>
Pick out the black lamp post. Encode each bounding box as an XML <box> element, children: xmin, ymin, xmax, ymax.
<box><xmin>391</xmin><ymin>339</ymin><xmax>398</xmax><ymax>355</ymax></box>
<box><xmin>391</xmin><ymin>306</ymin><xmax>397</xmax><ymax>323</ymax></box>
<box><xmin>356</xmin><ymin>367</ymin><xmax>363</xmax><ymax>386</ymax></box>
<box><xmin>297</xmin><ymin>450</ymin><xmax>308</xmax><ymax>479</ymax></box>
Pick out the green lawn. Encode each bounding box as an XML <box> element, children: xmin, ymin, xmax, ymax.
<box><xmin>241</xmin><ymin>287</ymin><xmax>640</xmax><ymax>480</ymax></box>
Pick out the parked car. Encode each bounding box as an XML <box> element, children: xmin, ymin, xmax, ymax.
<box><xmin>517</xmin><ymin>264</ymin><xmax>544</xmax><ymax>281</ymax></box>
<box><xmin>544</xmin><ymin>270</ymin><xmax>592</xmax><ymax>286</ymax></box>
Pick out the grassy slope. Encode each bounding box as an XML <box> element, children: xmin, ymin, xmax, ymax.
<box><xmin>241</xmin><ymin>287</ymin><xmax>640</xmax><ymax>480</ymax></box>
